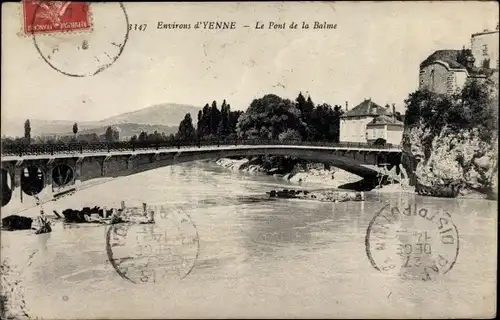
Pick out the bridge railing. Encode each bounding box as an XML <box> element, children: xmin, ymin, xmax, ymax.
<box><xmin>0</xmin><ymin>139</ymin><xmax>400</xmax><ymax>157</ymax></box>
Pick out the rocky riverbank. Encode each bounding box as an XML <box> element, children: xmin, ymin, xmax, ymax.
<box><xmin>401</xmin><ymin>74</ymin><xmax>498</xmax><ymax>200</ymax></box>
<box><xmin>216</xmin><ymin>157</ymin><xmax>365</xmax><ymax>188</ymax></box>
<box><xmin>215</xmin><ymin>156</ymin><xmax>406</xmax><ymax>193</ymax></box>
<box><xmin>402</xmin><ymin>126</ymin><xmax>498</xmax><ymax>200</ymax></box>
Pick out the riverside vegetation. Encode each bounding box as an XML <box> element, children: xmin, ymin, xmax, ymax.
<box><xmin>402</xmin><ymin>74</ymin><xmax>498</xmax><ymax>199</ymax></box>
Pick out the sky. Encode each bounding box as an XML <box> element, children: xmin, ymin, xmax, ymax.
<box><xmin>1</xmin><ymin>1</ymin><xmax>499</xmax><ymax>122</ymax></box>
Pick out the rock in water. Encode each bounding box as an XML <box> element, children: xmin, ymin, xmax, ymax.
<box><xmin>1</xmin><ymin>215</ymin><xmax>33</xmax><ymax>231</ymax></box>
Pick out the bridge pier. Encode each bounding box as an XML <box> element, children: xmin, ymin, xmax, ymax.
<box><xmin>102</xmin><ymin>156</ymin><xmax>112</xmax><ymax>176</ymax></box>
<box><xmin>43</xmin><ymin>161</ymin><xmax>54</xmax><ymax>199</ymax></box>
<box><xmin>128</xmin><ymin>154</ymin><xmax>137</xmax><ymax>170</ymax></box>
<box><xmin>13</xmin><ymin>165</ymin><xmax>23</xmax><ymax>204</ymax></box>
<box><xmin>75</xmin><ymin>156</ymin><xmax>84</xmax><ymax>182</ymax></box>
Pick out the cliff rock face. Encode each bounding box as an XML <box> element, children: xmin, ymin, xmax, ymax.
<box><xmin>402</xmin><ymin>125</ymin><xmax>498</xmax><ymax>199</ymax></box>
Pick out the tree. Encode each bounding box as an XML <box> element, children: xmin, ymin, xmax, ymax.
<box><xmin>113</xmin><ymin>128</ymin><xmax>120</xmax><ymax>142</ymax></box>
<box><xmin>278</xmin><ymin>129</ymin><xmax>302</xmax><ymax>141</ymax></box>
<box><xmin>72</xmin><ymin>122</ymin><xmax>79</xmax><ymax>141</ymax></box>
<box><xmin>295</xmin><ymin>92</ymin><xmax>306</xmax><ymax>112</ymax></box>
<box><xmin>218</xmin><ymin>99</ymin><xmax>230</xmax><ymax>137</ymax></box>
<box><xmin>201</xmin><ymin>103</ymin><xmax>210</xmax><ymax>137</ymax></box>
<box><xmin>236</xmin><ymin>94</ymin><xmax>305</xmax><ymax>140</ymax></box>
<box><xmin>138</xmin><ymin>131</ymin><xmax>147</xmax><ymax>142</ymax></box>
<box><xmin>196</xmin><ymin>110</ymin><xmax>203</xmax><ymax>138</ymax></box>
<box><xmin>228</xmin><ymin>109</ymin><xmax>243</xmax><ymax>136</ymax></box>
<box><xmin>404</xmin><ymin>76</ymin><xmax>497</xmax><ymax>157</ymax></box>
<box><xmin>24</xmin><ymin>119</ymin><xmax>31</xmax><ymax>144</ymax></box>
<box><xmin>105</xmin><ymin>126</ymin><xmax>119</xmax><ymax>142</ymax></box>
<box><xmin>304</xmin><ymin>96</ymin><xmax>315</xmax><ymax>120</ymax></box>
<box><xmin>309</xmin><ymin>103</ymin><xmax>343</xmax><ymax>142</ymax></box>
<box><xmin>177</xmin><ymin>113</ymin><xmax>196</xmax><ymax>141</ymax></box>
<box><xmin>456</xmin><ymin>47</ymin><xmax>475</xmax><ymax>71</ymax></box>
<box><xmin>293</xmin><ymin>93</ymin><xmax>316</xmax><ymax>140</ymax></box>
<box><xmin>210</xmin><ymin>101</ymin><xmax>221</xmax><ymax>136</ymax></box>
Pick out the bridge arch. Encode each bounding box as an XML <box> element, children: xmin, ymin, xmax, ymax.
<box><xmin>20</xmin><ymin>165</ymin><xmax>45</xmax><ymax>196</ymax></box>
<box><xmin>1</xmin><ymin>168</ymin><xmax>13</xmax><ymax>207</ymax></box>
<box><xmin>83</xmin><ymin>146</ymin><xmax>402</xmax><ymax>183</ymax></box>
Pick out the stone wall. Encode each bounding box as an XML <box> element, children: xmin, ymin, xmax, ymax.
<box><xmin>419</xmin><ymin>63</ymin><xmax>454</xmax><ymax>94</ymax></box>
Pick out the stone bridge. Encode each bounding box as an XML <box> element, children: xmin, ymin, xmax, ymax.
<box><xmin>1</xmin><ymin>139</ymin><xmax>403</xmax><ymax>211</ymax></box>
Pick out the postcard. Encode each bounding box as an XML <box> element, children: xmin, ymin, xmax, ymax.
<box><xmin>1</xmin><ymin>1</ymin><xmax>498</xmax><ymax>319</ymax></box>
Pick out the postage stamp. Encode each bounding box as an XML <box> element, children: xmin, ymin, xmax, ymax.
<box><xmin>365</xmin><ymin>204</ymin><xmax>460</xmax><ymax>281</ymax></box>
<box><xmin>27</xmin><ymin>2</ymin><xmax>129</xmax><ymax>77</ymax></box>
<box><xmin>22</xmin><ymin>1</ymin><xmax>92</xmax><ymax>35</ymax></box>
<box><xmin>105</xmin><ymin>205</ymin><xmax>200</xmax><ymax>284</ymax></box>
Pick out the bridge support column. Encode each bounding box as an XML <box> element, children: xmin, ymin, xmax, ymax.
<box><xmin>128</xmin><ymin>154</ymin><xmax>137</xmax><ymax>170</ymax></box>
<box><xmin>43</xmin><ymin>160</ymin><xmax>54</xmax><ymax>199</ymax></box>
<box><xmin>75</xmin><ymin>156</ymin><xmax>84</xmax><ymax>184</ymax></box>
<box><xmin>151</xmin><ymin>153</ymin><xmax>160</xmax><ymax>163</ymax></box>
<box><xmin>173</xmin><ymin>152</ymin><xmax>181</xmax><ymax>164</ymax></box>
<box><xmin>13</xmin><ymin>164</ymin><xmax>23</xmax><ymax>204</ymax></box>
<box><xmin>102</xmin><ymin>156</ymin><xmax>111</xmax><ymax>176</ymax></box>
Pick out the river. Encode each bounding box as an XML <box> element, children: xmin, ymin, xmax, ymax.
<box><xmin>1</xmin><ymin>161</ymin><xmax>497</xmax><ymax>318</ymax></box>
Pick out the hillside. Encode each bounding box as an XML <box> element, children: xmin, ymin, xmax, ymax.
<box><xmin>98</xmin><ymin>103</ymin><xmax>200</xmax><ymax>126</ymax></box>
<box><xmin>1</xmin><ymin>103</ymin><xmax>200</xmax><ymax>138</ymax></box>
<box><xmin>78</xmin><ymin>123</ymin><xmax>178</xmax><ymax>140</ymax></box>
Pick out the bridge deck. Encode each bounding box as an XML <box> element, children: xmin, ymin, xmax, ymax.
<box><xmin>1</xmin><ymin>144</ymin><xmax>401</xmax><ymax>162</ymax></box>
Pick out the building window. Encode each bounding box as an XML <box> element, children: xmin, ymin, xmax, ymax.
<box><xmin>482</xmin><ymin>44</ymin><xmax>489</xmax><ymax>56</ymax></box>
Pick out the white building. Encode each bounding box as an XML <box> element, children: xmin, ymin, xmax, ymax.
<box><xmin>366</xmin><ymin>115</ymin><xmax>404</xmax><ymax>145</ymax></box>
<box><xmin>339</xmin><ymin>99</ymin><xmax>392</xmax><ymax>143</ymax></box>
<box><xmin>471</xmin><ymin>27</ymin><xmax>499</xmax><ymax>69</ymax></box>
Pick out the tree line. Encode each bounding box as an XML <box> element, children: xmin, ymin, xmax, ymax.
<box><xmin>235</xmin><ymin>92</ymin><xmax>344</xmax><ymax>142</ymax></box>
<box><xmin>1</xmin><ymin>121</ymin><xmax>122</xmax><ymax>146</ymax></box>
<box><xmin>147</xmin><ymin>92</ymin><xmax>346</xmax><ymax>144</ymax></box>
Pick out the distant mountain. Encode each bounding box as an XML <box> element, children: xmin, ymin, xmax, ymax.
<box><xmin>1</xmin><ymin>103</ymin><xmax>200</xmax><ymax>138</ymax></box>
<box><xmin>98</xmin><ymin>103</ymin><xmax>200</xmax><ymax>127</ymax></box>
<box><xmin>78</xmin><ymin>123</ymin><xmax>178</xmax><ymax>140</ymax></box>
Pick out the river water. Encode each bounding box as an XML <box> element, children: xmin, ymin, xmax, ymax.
<box><xmin>1</xmin><ymin>162</ymin><xmax>497</xmax><ymax>319</ymax></box>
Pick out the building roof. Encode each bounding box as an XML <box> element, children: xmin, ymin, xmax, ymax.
<box><xmin>420</xmin><ymin>50</ymin><xmax>465</xmax><ymax>70</ymax></box>
<box><xmin>367</xmin><ymin>115</ymin><xmax>404</xmax><ymax>127</ymax></box>
<box><xmin>341</xmin><ymin>99</ymin><xmax>390</xmax><ymax>118</ymax></box>
<box><xmin>471</xmin><ymin>29</ymin><xmax>499</xmax><ymax>37</ymax></box>
<box><xmin>420</xmin><ymin>49</ymin><xmax>496</xmax><ymax>77</ymax></box>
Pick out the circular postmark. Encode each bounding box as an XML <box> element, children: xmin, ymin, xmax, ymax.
<box><xmin>105</xmin><ymin>205</ymin><xmax>200</xmax><ymax>284</ymax></box>
<box><xmin>29</xmin><ymin>2</ymin><xmax>129</xmax><ymax>77</ymax></box>
<box><xmin>365</xmin><ymin>204</ymin><xmax>459</xmax><ymax>281</ymax></box>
